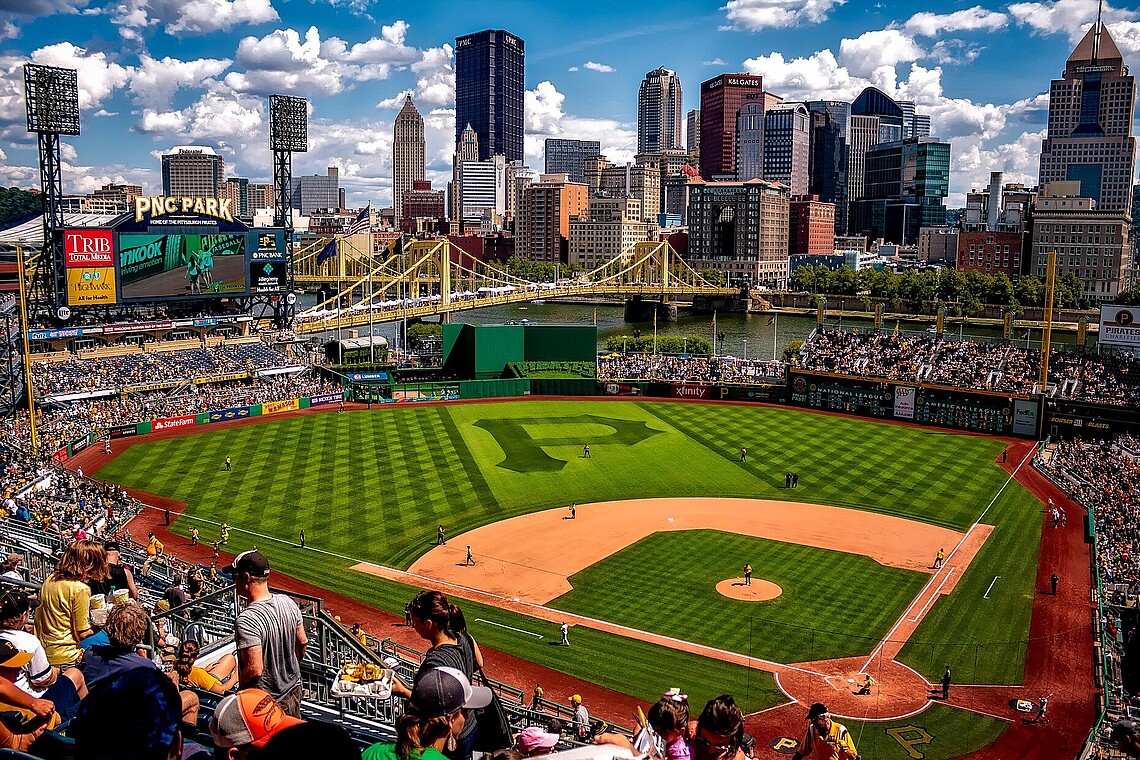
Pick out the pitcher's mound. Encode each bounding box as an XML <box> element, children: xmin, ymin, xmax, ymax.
<box><xmin>716</xmin><ymin>578</ymin><xmax>782</xmax><ymax>601</ymax></box>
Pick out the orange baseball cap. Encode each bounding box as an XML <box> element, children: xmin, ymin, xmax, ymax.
<box><xmin>209</xmin><ymin>689</ymin><xmax>304</xmax><ymax>748</ymax></box>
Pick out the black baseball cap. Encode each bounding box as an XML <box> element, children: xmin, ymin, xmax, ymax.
<box><xmin>103</xmin><ymin>540</ymin><xmax>121</xmax><ymax>552</ymax></box>
<box><xmin>0</xmin><ymin>590</ymin><xmax>35</xmax><ymax>620</ymax></box>
<box><xmin>806</xmin><ymin>703</ymin><xmax>828</xmax><ymax>720</ymax></box>
<box><xmin>222</xmin><ymin>550</ymin><xmax>270</xmax><ymax>578</ymax></box>
<box><xmin>410</xmin><ymin>667</ymin><xmax>493</xmax><ymax>718</ymax></box>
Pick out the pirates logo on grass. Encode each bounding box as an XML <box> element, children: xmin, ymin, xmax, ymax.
<box><xmin>473</xmin><ymin>414</ymin><xmax>664</xmax><ymax>472</ymax></box>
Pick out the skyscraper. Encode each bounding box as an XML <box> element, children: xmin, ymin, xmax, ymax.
<box><xmin>544</xmin><ymin>139</ymin><xmax>601</xmax><ymax>184</ymax></box>
<box><xmin>763</xmin><ymin>103</ymin><xmax>810</xmax><ymax>197</ymax></box>
<box><xmin>846</xmin><ymin>87</ymin><xmax>905</xmax><ymax>236</ymax></box>
<box><xmin>1038</xmin><ymin>22</ymin><xmax>1135</xmax><ymax>214</ymax></box>
<box><xmin>699</xmin><ymin>73</ymin><xmax>764</xmax><ymax>180</ymax></box>
<box><xmin>1035</xmin><ymin>20</ymin><xmax>1136</xmax><ymax>300</ymax></box>
<box><xmin>898</xmin><ymin>101</ymin><xmax>932</xmax><ymax>139</ymax></box>
<box><xmin>290</xmin><ymin>167</ymin><xmax>340</xmax><ymax>214</ymax></box>
<box><xmin>455</xmin><ymin>29</ymin><xmax>525</xmax><ymax>162</ymax></box>
<box><xmin>393</xmin><ymin>95</ymin><xmax>425</xmax><ymax>225</ymax></box>
<box><xmin>686</xmin><ymin>109</ymin><xmax>701</xmax><ymax>152</ymax></box>
<box><xmin>806</xmin><ymin>101</ymin><xmax>850</xmax><ymax>235</ymax></box>
<box><xmin>161</xmin><ymin>146</ymin><xmax>225</xmax><ymax>197</ymax></box>
<box><xmin>638</xmin><ymin>67</ymin><xmax>683</xmax><ymax>154</ymax></box>
<box><xmin>450</xmin><ymin>124</ymin><xmax>480</xmax><ymax>220</ymax></box>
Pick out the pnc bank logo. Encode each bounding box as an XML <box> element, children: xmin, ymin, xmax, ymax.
<box><xmin>64</xmin><ymin>229</ymin><xmax>113</xmax><ymax>267</ymax></box>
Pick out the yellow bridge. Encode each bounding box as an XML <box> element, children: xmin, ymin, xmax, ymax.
<box><xmin>293</xmin><ymin>238</ymin><xmax>739</xmax><ymax>335</ymax></box>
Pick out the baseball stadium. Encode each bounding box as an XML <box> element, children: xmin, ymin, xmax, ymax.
<box><xmin>0</xmin><ymin>63</ymin><xmax>1135</xmax><ymax>760</ymax></box>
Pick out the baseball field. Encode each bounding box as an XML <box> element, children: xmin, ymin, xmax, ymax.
<box><xmin>94</xmin><ymin>399</ymin><xmax>1050</xmax><ymax>758</ymax></box>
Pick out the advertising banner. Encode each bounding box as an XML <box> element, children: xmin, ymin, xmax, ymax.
<box><xmin>64</xmin><ymin>229</ymin><xmax>114</xmax><ymax>267</ymax></box>
<box><xmin>192</xmin><ymin>372</ymin><xmax>249</xmax><ymax>385</ymax></box>
<box><xmin>249</xmin><ymin>260</ymin><xmax>287</xmax><ymax>293</ymax></box>
<box><xmin>250</xmin><ymin>230</ymin><xmax>286</xmax><ymax>261</ymax></box>
<box><xmin>193</xmin><ymin>318</ymin><xmax>218</xmax><ymax>327</ymax></box>
<box><xmin>123</xmin><ymin>379</ymin><xmax>182</xmax><ymax>393</ymax></box>
<box><xmin>720</xmin><ymin>386</ymin><xmax>785</xmax><ymax>403</ymax></box>
<box><xmin>67</xmin><ymin>267</ymin><xmax>117</xmax><ymax>305</ymax></box>
<box><xmin>1013</xmin><ymin>399</ymin><xmax>1040</xmax><ymax>437</ymax></box>
<box><xmin>309</xmin><ymin>392</ymin><xmax>345</xmax><ymax>407</ymax></box>
<box><xmin>1099</xmin><ymin>305</ymin><xmax>1140</xmax><ymax>347</ymax></box>
<box><xmin>153</xmin><ymin>415</ymin><xmax>197</xmax><ymax>432</ymax></box>
<box><xmin>29</xmin><ymin>328</ymin><xmax>85</xmax><ymax>341</ymax></box>
<box><xmin>604</xmin><ymin>382</ymin><xmax>641</xmax><ymax>396</ymax></box>
<box><xmin>893</xmin><ymin>385</ymin><xmax>917</xmax><ymax>420</ymax></box>
<box><xmin>262</xmin><ymin>398</ymin><xmax>299</xmax><ymax>415</ymax></box>
<box><xmin>671</xmin><ymin>384</ymin><xmax>712</xmax><ymax>400</ymax></box>
<box><xmin>208</xmin><ymin>407</ymin><xmax>251</xmax><ymax>423</ymax></box>
<box><xmin>348</xmin><ymin>372</ymin><xmax>389</xmax><ymax>382</ymax></box>
<box><xmin>70</xmin><ymin>434</ymin><xmax>91</xmax><ymax>454</ymax></box>
<box><xmin>108</xmin><ymin>424</ymin><xmax>137</xmax><ymax>440</ymax></box>
<box><xmin>118</xmin><ymin>232</ymin><xmax>247</xmax><ymax>300</ymax></box>
<box><xmin>104</xmin><ymin>320</ymin><xmax>173</xmax><ymax>335</ymax></box>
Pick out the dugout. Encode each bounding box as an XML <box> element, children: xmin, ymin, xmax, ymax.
<box><xmin>441</xmin><ymin>324</ymin><xmax>597</xmax><ymax>380</ymax></box>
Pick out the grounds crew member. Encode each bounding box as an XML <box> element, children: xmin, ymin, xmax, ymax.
<box><xmin>792</xmin><ymin>703</ymin><xmax>858</xmax><ymax>760</ymax></box>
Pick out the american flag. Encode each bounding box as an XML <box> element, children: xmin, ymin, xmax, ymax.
<box><xmin>345</xmin><ymin>205</ymin><xmax>371</xmax><ymax>234</ymax></box>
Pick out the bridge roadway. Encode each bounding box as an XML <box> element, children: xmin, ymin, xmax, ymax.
<box><xmin>294</xmin><ymin>282</ymin><xmax>740</xmax><ymax>335</ymax></box>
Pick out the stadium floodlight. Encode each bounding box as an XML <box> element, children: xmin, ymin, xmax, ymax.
<box><xmin>24</xmin><ymin>64</ymin><xmax>80</xmax><ymax>136</ymax></box>
<box><xmin>269</xmin><ymin>95</ymin><xmax>308</xmax><ymax>153</ymax></box>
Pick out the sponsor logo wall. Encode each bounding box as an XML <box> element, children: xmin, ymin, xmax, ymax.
<box><xmin>1099</xmin><ymin>304</ymin><xmax>1140</xmax><ymax>347</ymax></box>
<box><xmin>153</xmin><ymin>415</ymin><xmax>197</xmax><ymax>431</ymax></box>
<box><xmin>66</xmin><ymin>267</ymin><xmax>117</xmax><ymax>306</ymax></box>
<box><xmin>64</xmin><ymin>229</ymin><xmax>113</xmax><ymax>267</ymax></box>
<box><xmin>671</xmin><ymin>384</ymin><xmax>711</xmax><ymax>399</ymax></box>
<box><xmin>309</xmin><ymin>392</ymin><xmax>345</xmax><ymax>407</ymax></box>
<box><xmin>263</xmin><ymin>398</ymin><xmax>299</xmax><ymax>415</ymax></box>
<box><xmin>893</xmin><ymin>385</ymin><xmax>916</xmax><ymax>420</ymax></box>
<box><xmin>208</xmin><ymin>407</ymin><xmax>251</xmax><ymax>423</ymax></box>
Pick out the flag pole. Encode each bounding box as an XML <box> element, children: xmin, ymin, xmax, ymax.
<box><xmin>712</xmin><ymin>310</ymin><xmax>717</xmax><ymax>356</ymax></box>
<box><xmin>653</xmin><ymin>309</ymin><xmax>658</xmax><ymax>355</ymax></box>
<box><xmin>772</xmin><ymin>312</ymin><xmax>778</xmax><ymax>362</ymax></box>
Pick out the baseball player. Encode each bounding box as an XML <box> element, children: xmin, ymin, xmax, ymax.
<box><xmin>792</xmin><ymin>703</ymin><xmax>858</xmax><ymax>760</ymax></box>
<box><xmin>934</xmin><ymin>548</ymin><xmax>944</xmax><ymax>569</ymax></box>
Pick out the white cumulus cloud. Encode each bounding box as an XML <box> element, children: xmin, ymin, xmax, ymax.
<box><xmin>582</xmin><ymin>61</ymin><xmax>615</xmax><ymax>73</ymax></box>
<box><xmin>838</xmin><ymin>29</ymin><xmax>923</xmax><ymax>78</ymax></box>
<box><xmin>721</xmin><ymin>0</ymin><xmax>845</xmax><ymax>30</ymax></box>
<box><xmin>904</xmin><ymin>7</ymin><xmax>1008</xmax><ymax>36</ymax></box>
<box><xmin>108</xmin><ymin>0</ymin><xmax>278</xmax><ymax>38</ymax></box>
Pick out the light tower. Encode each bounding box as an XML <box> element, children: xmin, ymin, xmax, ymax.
<box><xmin>23</xmin><ymin>64</ymin><xmax>80</xmax><ymax>321</ymax></box>
<box><xmin>269</xmin><ymin>94</ymin><xmax>308</xmax><ymax>325</ymax></box>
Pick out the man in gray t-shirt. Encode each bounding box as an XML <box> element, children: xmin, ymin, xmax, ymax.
<box><xmin>226</xmin><ymin>550</ymin><xmax>307</xmax><ymax>717</ymax></box>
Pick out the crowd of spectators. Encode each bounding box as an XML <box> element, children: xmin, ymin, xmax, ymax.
<box><xmin>796</xmin><ymin>329</ymin><xmax>1140</xmax><ymax>405</ymax></box>
<box><xmin>598</xmin><ymin>354</ymin><xmax>785</xmax><ymax>385</ymax></box>
<box><xmin>13</xmin><ymin>373</ymin><xmax>342</xmax><ymax>453</ymax></box>
<box><xmin>31</xmin><ymin>341</ymin><xmax>302</xmax><ymax>396</ymax></box>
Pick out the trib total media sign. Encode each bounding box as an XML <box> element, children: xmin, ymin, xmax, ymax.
<box><xmin>64</xmin><ymin>229</ymin><xmax>117</xmax><ymax>305</ymax></box>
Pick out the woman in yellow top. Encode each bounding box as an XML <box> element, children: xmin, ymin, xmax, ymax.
<box><xmin>170</xmin><ymin>641</ymin><xmax>237</xmax><ymax>695</ymax></box>
<box><xmin>33</xmin><ymin>540</ymin><xmax>108</xmax><ymax>666</ymax></box>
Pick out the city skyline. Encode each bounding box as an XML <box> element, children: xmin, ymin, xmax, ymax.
<box><xmin>0</xmin><ymin>0</ymin><xmax>1138</xmax><ymax>210</ymax></box>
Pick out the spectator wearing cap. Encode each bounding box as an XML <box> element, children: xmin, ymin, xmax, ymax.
<box><xmin>515</xmin><ymin>727</ymin><xmax>559</xmax><ymax>757</ymax></box>
<box><xmin>0</xmin><ymin>554</ymin><xmax>25</xmax><ymax>583</ymax></box>
<box><xmin>570</xmin><ymin>694</ymin><xmax>590</xmax><ymax>741</ymax></box>
<box><xmin>34</xmin><ymin>539</ymin><xmax>107</xmax><ymax>666</ymax></box>
<box><xmin>792</xmin><ymin>703</ymin><xmax>858</xmax><ymax>760</ymax></box>
<box><xmin>363</xmin><ymin>666</ymin><xmax>493</xmax><ymax>760</ymax></box>
<box><xmin>0</xmin><ymin>590</ymin><xmax>86</xmax><ymax>721</ymax></box>
<box><xmin>228</xmin><ymin>550</ymin><xmax>308</xmax><ymax>718</ymax></box>
<box><xmin>71</xmin><ymin>666</ymin><xmax>210</xmax><ymax>760</ymax></box>
<box><xmin>209</xmin><ymin>687</ymin><xmax>304</xmax><ymax>759</ymax></box>
<box><xmin>691</xmin><ymin>695</ymin><xmax>745</xmax><ymax>760</ymax></box>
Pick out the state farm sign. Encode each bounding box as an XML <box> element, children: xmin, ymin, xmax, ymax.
<box><xmin>153</xmin><ymin>415</ymin><xmax>196</xmax><ymax>431</ymax></box>
<box><xmin>64</xmin><ymin>229</ymin><xmax>113</xmax><ymax>267</ymax></box>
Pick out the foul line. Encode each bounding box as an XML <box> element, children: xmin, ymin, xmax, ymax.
<box><xmin>907</xmin><ymin>568</ymin><xmax>955</xmax><ymax>622</ymax></box>
<box><xmin>983</xmin><ymin>576</ymin><xmax>1000</xmax><ymax>599</ymax></box>
<box><xmin>475</xmin><ymin>619</ymin><xmax>543</xmax><ymax>639</ymax></box>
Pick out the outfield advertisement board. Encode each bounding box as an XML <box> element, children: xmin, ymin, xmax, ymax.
<box><xmin>208</xmin><ymin>407</ymin><xmax>251</xmax><ymax>423</ymax></box>
<box><xmin>263</xmin><ymin>398</ymin><xmax>299</xmax><ymax>415</ymax></box>
<box><xmin>893</xmin><ymin>385</ymin><xmax>916</xmax><ymax>420</ymax></box>
<box><xmin>153</xmin><ymin>415</ymin><xmax>197</xmax><ymax>432</ymax></box>
<box><xmin>671</xmin><ymin>384</ymin><xmax>712</xmax><ymax>399</ymax></box>
<box><xmin>309</xmin><ymin>392</ymin><xmax>345</xmax><ymax>407</ymax></box>
<box><xmin>108</xmin><ymin>424</ymin><xmax>137</xmax><ymax>439</ymax></box>
<box><xmin>1099</xmin><ymin>304</ymin><xmax>1140</xmax><ymax>347</ymax></box>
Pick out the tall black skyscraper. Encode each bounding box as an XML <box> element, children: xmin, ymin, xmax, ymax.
<box><xmin>455</xmin><ymin>29</ymin><xmax>525</xmax><ymax>163</ymax></box>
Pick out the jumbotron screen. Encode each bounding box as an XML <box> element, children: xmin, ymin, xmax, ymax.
<box><xmin>118</xmin><ymin>233</ymin><xmax>247</xmax><ymax>300</ymax></box>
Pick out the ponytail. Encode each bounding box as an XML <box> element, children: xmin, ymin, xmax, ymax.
<box><xmin>395</xmin><ymin>708</ymin><xmax>453</xmax><ymax>758</ymax></box>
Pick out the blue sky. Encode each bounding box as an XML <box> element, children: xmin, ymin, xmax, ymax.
<box><xmin>0</xmin><ymin>0</ymin><xmax>1137</xmax><ymax>209</ymax></box>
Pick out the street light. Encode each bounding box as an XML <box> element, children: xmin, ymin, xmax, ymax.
<box><xmin>743</xmin><ymin>339</ymin><xmax>748</xmax><ymax>361</ymax></box>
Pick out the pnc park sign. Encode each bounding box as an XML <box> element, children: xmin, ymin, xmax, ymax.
<box><xmin>134</xmin><ymin>196</ymin><xmax>235</xmax><ymax>224</ymax></box>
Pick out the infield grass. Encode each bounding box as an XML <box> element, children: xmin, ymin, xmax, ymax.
<box><xmin>552</xmin><ymin>530</ymin><xmax>928</xmax><ymax>662</ymax></box>
<box><xmin>97</xmin><ymin>400</ymin><xmax>1041</xmax><ymax>693</ymax></box>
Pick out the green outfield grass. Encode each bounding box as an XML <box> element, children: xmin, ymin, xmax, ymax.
<box><xmin>552</xmin><ymin>530</ymin><xmax>928</xmax><ymax>662</ymax></box>
<box><xmin>96</xmin><ymin>399</ymin><xmax>1042</xmax><ymax>714</ymax></box>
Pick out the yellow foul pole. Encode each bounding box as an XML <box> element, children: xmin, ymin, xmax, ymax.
<box><xmin>16</xmin><ymin>246</ymin><xmax>38</xmax><ymax>454</ymax></box>
<box><xmin>1039</xmin><ymin>250</ymin><xmax>1057</xmax><ymax>393</ymax></box>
